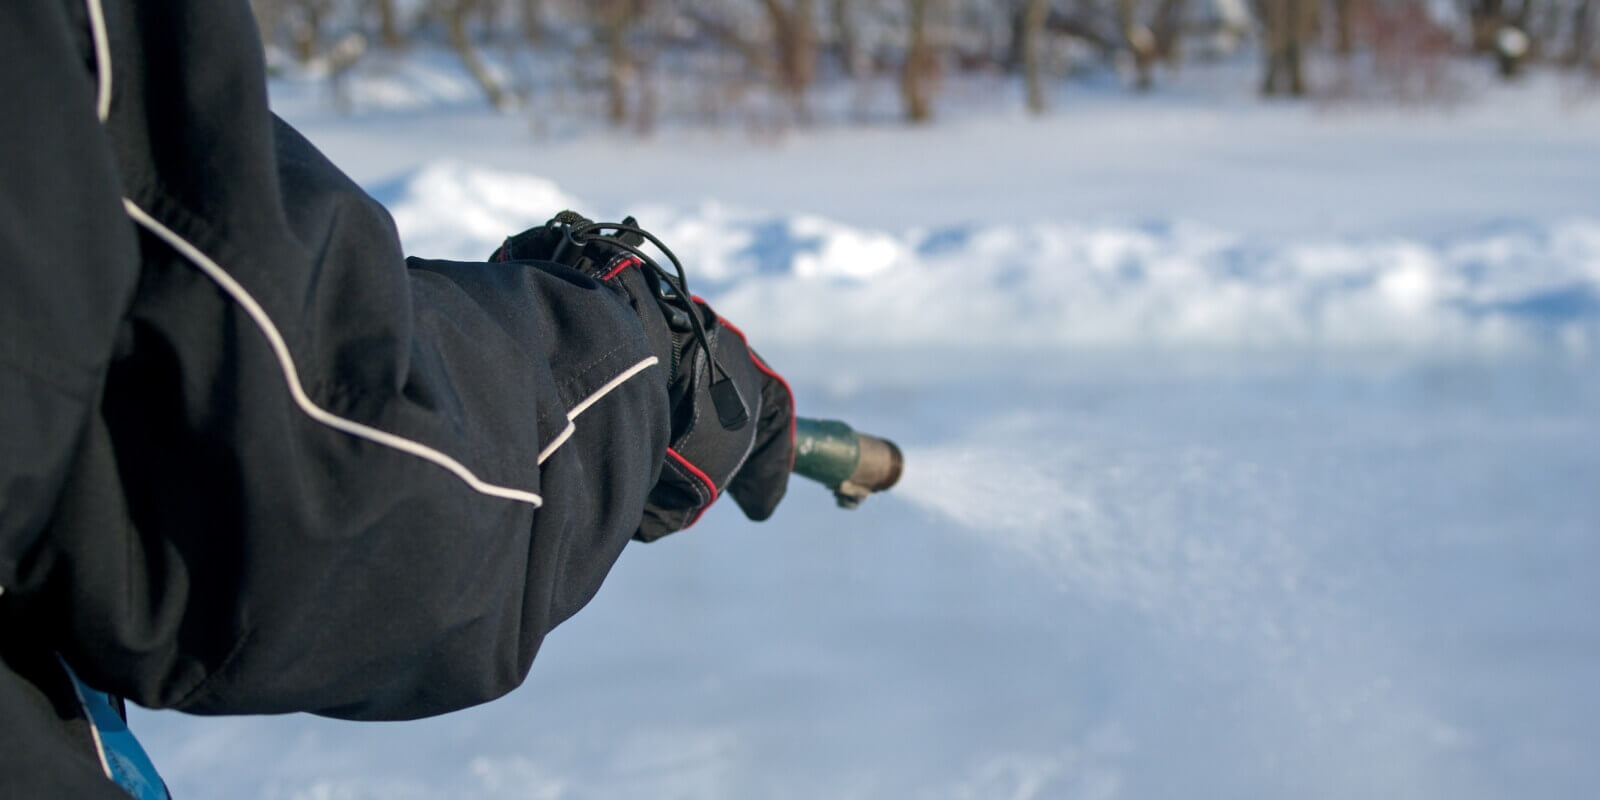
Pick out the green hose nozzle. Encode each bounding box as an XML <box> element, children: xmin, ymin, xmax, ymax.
<box><xmin>792</xmin><ymin>417</ymin><xmax>904</xmax><ymax>509</ymax></box>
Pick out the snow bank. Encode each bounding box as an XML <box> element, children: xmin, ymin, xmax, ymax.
<box><xmin>379</xmin><ymin>162</ymin><xmax>1600</xmax><ymax>357</ymax></box>
<box><xmin>371</xmin><ymin>161</ymin><xmax>581</xmax><ymax>261</ymax></box>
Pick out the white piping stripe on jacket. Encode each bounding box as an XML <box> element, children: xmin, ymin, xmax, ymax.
<box><xmin>85</xmin><ymin>0</ymin><xmax>112</xmax><ymax>121</ymax></box>
<box><xmin>536</xmin><ymin>356</ymin><xmax>659</xmax><ymax>465</ymax></box>
<box><xmin>123</xmin><ymin>199</ymin><xmax>547</xmax><ymax>507</ymax></box>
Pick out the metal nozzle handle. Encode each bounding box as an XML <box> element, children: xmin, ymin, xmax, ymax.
<box><xmin>792</xmin><ymin>417</ymin><xmax>904</xmax><ymax>508</ymax></box>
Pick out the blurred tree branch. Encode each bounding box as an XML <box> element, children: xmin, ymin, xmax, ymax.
<box><xmin>244</xmin><ymin>0</ymin><xmax>1600</xmax><ymax>126</ymax></box>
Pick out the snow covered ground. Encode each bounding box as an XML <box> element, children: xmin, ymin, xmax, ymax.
<box><xmin>129</xmin><ymin>61</ymin><xmax>1600</xmax><ymax>799</ymax></box>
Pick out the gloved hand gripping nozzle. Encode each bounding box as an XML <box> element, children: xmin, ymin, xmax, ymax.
<box><xmin>791</xmin><ymin>418</ymin><xmax>903</xmax><ymax>509</ymax></box>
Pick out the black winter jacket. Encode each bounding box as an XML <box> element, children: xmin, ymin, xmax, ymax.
<box><xmin>1</xmin><ymin>2</ymin><xmax>673</xmax><ymax>796</ymax></box>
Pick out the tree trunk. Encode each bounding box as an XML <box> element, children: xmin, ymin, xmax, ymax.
<box><xmin>371</xmin><ymin>0</ymin><xmax>403</xmax><ymax>50</ymax></box>
<box><xmin>1258</xmin><ymin>0</ymin><xmax>1312</xmax><ymax>96</ymax></box>
<box><xmin>902</xmin><ymin>0</ymin><xmax>940</xmax><ymax>122</ymax></box>
<box><xmin>1117</xmin><ymin>0</ymin><xmax>1184</xmax><ymax>91</ymax></box>
<box><xmin>1569</xmin><ymin>0</ymin><xmax>1596</xmax><ymax>66</ymax></box>
<box><xmin>1473</xmin><ymin>0</ymin><xmax>1534</xmax><ymax>79</ymax></box>
<box><xmin>833</xmin><ymin>0</ymin><xmax>864</xmax><ymax>77</ymax></box>
<box><xmin>1022</xmin><ymin>0</ymin><xmax>1049</xmax><ymax>113</ymax></box>
<box><xmin>520</xmin><ymin>0</ymin><xmax>547</xmax><ymax>46</ymax></box>
<box><xmin>290</xmin><ymin>0</ymin><xmax>329</xmax><ymax>65</ymax></box>
<box><xmin>252</xmin><ymin>0</ymin><xmax>284</xmax><ymax>50</ymax></box>
<box><xmin>597</xmin><ymin>0</ymin><xmax>635</xmax><ymax>126</ymax></box>
<box><xmin>1151</xmin><ymin>0</ymin><xmax>1188</xmax><ymax>66</ymax></box>
<box><xmin>1467</xmin><ymin>0</ymin><xmax>1505</xmax><ymax>52</ymax></box>
<box><xmin>443</xmin><ymin>0</ymin><xmax>508</xmax><ymax>109</ymax></box>
<box><xmin>762</xmin><ymin>0</ymin><xmax>818</xmax><ymax>116</ymax></box>
<box><xmin>1332</xmin><ymin>0</ymin><xmax>1354</xmax><ymax>56</ymax></box>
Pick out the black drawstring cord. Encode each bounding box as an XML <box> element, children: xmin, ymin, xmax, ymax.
<box><xmin>566</xmin><ymin>221</ymin><xmax>749</xmax><ymax>430</ymax></box>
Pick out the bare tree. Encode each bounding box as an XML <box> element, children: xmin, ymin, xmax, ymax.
<box><xmin>1009</xmin><ymin>0</ymin><xmax>1125</xmax><ymax>78</ymax></box>
<box><xmin>1569</xmin><ymin>0</ymin><xmax>1597</xmax><ymax>66</ymax></box>
<box><xmin>1464</xmin><ymin>0</ymin><xmax>1536</xmax><ymax>77</ymax></box>
<box><xmin>902</xmin><ymin>0</ymin><xmax>941</xmax><ymax>121</ymax></box>
<box><xmin>241</xmin><ymin>0</ymin><xmax>1600</xmax><ymax>128</ymax></box>
<box><xmin>1117</xmin><ymin>0</ymin><xmax>1187</xmax><ymax>90</ymax></box>
<box><xmin>433</xmin><ymin>0</ymin><xmax>510</xmax><ymax>108</ymax></box>
<box><xmin>251</xmin><ymin>0</ymin><xmax>286</xmax><ymax>55</ymax></box>
<box><xmin>762</xmin><ymin>0</ymin><xmax>820</xmax><ymax>115</ymax></box>
<box><xmin>1021</xmin><ymin>0</ymin><xmax>1050</xmax><ymax>112</ymax></box>
<box><xmin>1330</xmin><ymin>0</ymin><xmax>1357</xmax><ymax>56</ymax></box>
<box><xmin>832</xmin><ymin>0</ymin><xmax>867</xmax><ymax>77</ymax></box>
<box><xmin>369</xmin><ymin>0</ymin><xmax>404</xmax><ymax>50</ymax></box>
<box><xmin>285</xmin><ymin>0</ymin><xmax>335</xmax><ymax>64</ymax></box>
<box><xmin>1334</xmin><ymin>0</ymin><xmax>1459</xmax><ymax>103</ymax></box>
<box><xmin>1256</xmin><ymin>0</ymin><xmax>1315</xmax><ymax>96</ymax></box>
<box><xmin>592</xmin><ymin>0</ymin><xmax>653</xmax><ymax>126</ymax></box>
<box><xmin>518</xmin><ymin>0</ymin><xmax>548</xmax><ymax>45</ymax></box>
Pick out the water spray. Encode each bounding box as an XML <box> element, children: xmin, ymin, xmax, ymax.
<box><xmin>791</xmin><ymin>417</ymin><xmax>904</xmax><ymax>508</ymax></box>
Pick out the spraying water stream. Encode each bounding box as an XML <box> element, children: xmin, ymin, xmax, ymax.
<box><xmin>844</xmin><ymin>362</ymin><xmax>1600</xmax><ymax>799</ymax></box>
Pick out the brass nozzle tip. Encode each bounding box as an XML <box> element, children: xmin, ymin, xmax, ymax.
<box><xmin>850</xmin><ymin>433</ymin><xmax>903</xmax><ymax>493</ymax></box>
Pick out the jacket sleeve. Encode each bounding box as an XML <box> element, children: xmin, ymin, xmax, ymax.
<box><xmin>4</xmin><ymin>0</ymin><xmax>670</xmax><ymax>721</ymax></box>
<box><xmin>0</xmin><ymin>1</ymin><xmax>141</xmax><ymax>600</ymax></box>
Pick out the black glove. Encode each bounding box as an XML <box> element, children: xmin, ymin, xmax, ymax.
<box><xmin>492</xmin><ymin>212</ymin><xmax>795</xmax><ymax>541</ymax></box>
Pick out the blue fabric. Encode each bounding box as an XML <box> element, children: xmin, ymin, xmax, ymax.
<box><xmin>61</xmin><ymin>661</ymin><xmax>169</xmax><ymax>800</ymax></box>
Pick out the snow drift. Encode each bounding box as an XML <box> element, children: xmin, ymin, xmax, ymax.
<box><xmin>378</xmin><ymin>161</ymin><xmax>1600</xmax><ymax>358</ymax></box>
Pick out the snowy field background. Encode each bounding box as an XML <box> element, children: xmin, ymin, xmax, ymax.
<box><xmin>130</xmin><ymin>61</ymin><xmax>1600</xmax><ymax>799</ymax></box>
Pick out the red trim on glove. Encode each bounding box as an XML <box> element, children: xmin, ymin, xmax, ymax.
<box><xmin>698</xmin><ymin>298</ymin><xmax>798</xmax><ymax>473</ymax></box>
<box><xmin>599</xmin><ymin>255</ymin><xmax>643</xmax><ymax>281</ymax></box>
<box><xmin>666</xmin><ymin>447</ymin><xmax>718</xmax><ymax>528</ymax></box>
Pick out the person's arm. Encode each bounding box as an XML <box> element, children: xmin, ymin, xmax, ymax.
<box><xmin>68</xmin><ymin>119</ymin><xmax>675</xmax><ymax>721</ymax></box>
<box><xmin>0</xmin><ymin>0</ymin><xmax>142</xmax><ymax>602</ymax></box>
<box><xmin>4</xmin><ymin>0</ymin><xmax>789</xmax><ymax>723</ymax></box>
